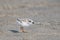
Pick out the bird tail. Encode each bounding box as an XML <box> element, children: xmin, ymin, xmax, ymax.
<box><xmin>17</xmin><ymin>18</ymin><xmax>20</xmax><ymax>21</ymax></box>
<box><xmin>17</xmin><ymin>18</ymin><xmax>22</xmax><ymax>23</ymax></box>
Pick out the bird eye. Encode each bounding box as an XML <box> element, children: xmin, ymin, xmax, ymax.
<box><xmin>29</xmin><ymin>21</ymin><xmax>31</xmax><ymax>22</ymax></box>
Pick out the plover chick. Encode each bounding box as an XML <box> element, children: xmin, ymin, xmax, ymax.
<box><xmin>16</xmin><ymin>18</ymin><xmax>34</xmax><ymax>32</ymax></box>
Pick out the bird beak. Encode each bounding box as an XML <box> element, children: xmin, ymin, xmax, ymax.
<box><xmin>32</xmin><ymin>22</ymin><xmax>34</xmax><ymax>24</ymax></box>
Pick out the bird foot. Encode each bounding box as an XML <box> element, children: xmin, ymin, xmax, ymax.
<box><xmin>20</xmin><ymin>30</ymin><xmax>28</xmax><ymax>33</ymax></box>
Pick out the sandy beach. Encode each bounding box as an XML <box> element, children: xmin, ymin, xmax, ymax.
<box><xmin>0</xmin><ymin>0</ymin><xmax>60</xmax><ymax>40</ymax></box>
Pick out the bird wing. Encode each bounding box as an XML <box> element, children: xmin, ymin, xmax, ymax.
<box><xmin>17</xmin><ymin>18</ymin><xmax>22</xmax><ymax>23</ymax></box>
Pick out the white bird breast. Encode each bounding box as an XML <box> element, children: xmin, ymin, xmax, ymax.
<box><xmin>17</xmin><ymin>21</ymin><xmax>30</xmax><ymax>27</ymax></box>
<box><xmin>21</xmin><ymin>22</ymin><xmax>30</xmax><ymax>27</ymax></box>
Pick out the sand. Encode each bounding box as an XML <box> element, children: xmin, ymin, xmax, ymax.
<box><xmin>0</xmin><ymin>0</ymin><xmax>60</xmax><ymax>40</ymax></box>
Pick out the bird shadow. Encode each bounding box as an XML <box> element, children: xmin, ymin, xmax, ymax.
<box><xmin>9</xmin><ymin>30</ymin><xmax>19</xmax><ymax>33</ymax></box>
<box><xmin>9</xmin><ymin>30</ymin><xmax>28</xmax><ymax>33</ymax></box>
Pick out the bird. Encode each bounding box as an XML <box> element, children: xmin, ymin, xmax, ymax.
<box><xmin>16</xmin><ymin>18</ymin><xmax>35</xmax><ymax>33</ymax></box>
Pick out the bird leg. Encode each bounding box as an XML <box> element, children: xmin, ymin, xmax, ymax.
<box><xmin>20</xmin><ymin>27</ymin><xmax>28</xmax><ymax>33</ymax></box>
<box><xmin>20</xmin><ymin>27</ymin><xmax>25</xmax><ymax>32</ymax></box>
